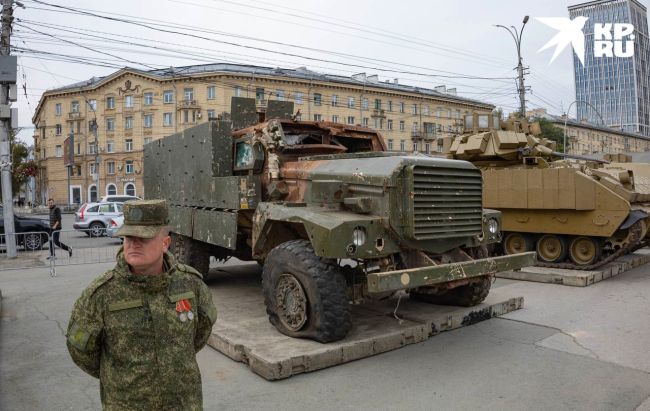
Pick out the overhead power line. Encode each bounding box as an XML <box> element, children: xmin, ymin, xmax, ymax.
<box><xmin>24</xmin><ymin>0</ymin><xmax>515</xmax><ymax>82</ymax></box>
<box><xmin>14</xmin><ymin>21</ymin><xmax>521</xmax><ymax>94</ymax></box>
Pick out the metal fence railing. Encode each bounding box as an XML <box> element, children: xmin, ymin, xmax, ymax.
<box><xmin>0</xmin><ymin>228</ymin><xmax>121</xmax><ymax>276</ymax></box>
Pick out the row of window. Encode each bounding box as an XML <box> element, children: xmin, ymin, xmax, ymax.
<box><xmin>310</xmin><ymin>114</ymin><xmax>456</xmax><ymax>133</ymax></box>
<box><xmin>54</xmin><ymin>85</ymin><xmax>465</xmax><ymax>120</ymax></box>
<box><xmin>385</xmin><ymin>139</ymin><xmax>445</xmax><ymax>153</ymax></box>
<box><xmin>65</xmin><ymin>159</ymin><xmax>138</xmax><ymax>176</ymax></box>
<box><xmin>52</xmin><ymin>110</ymin><xmax>213</xmax><ymax>136</ymax></box>
<box><xmin>54</xmin><ymin>87</ymin><xmax>219</xmax><ymax>115</ymax></box>
<box><xmin>85</xmin><ymin>183</ymin><xmax>136</xmax><ymax>203</ymax></box>
<box><xmin>258</xmin><ymin>87</ymin><xmax>463</xmax><ymax>118</ymax></box>
<box><xmin>53</xmin><ymin>136</ymin><xmax>154</xmax><ymax>159</ymax></box>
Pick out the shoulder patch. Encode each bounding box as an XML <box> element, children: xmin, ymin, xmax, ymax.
<box><xmin>176</xmin><ymin>263</ymin><xmax>203</xmax><ymax>280</ymax></box>
<box><xmin>82</xmin><ymin>270</ymin><xmax>115</xmax><ymax>299</ymax></box>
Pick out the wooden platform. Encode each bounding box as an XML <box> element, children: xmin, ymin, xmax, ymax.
<box><xmin>205</xmin><ymin>264</ymin><xmax>523</xmax><ymax>380</ymax></box>
<box><xmin>497</xmin><ymin>249</ymin><xmax>650</xmax><ymax>287</ymax></box>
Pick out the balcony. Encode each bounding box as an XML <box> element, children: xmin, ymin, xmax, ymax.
<box><xmin>371</xmin><ymin>109</ymin><xmax>386</xmax><ymax>118</ymax></box>
<box><xmin>68</xmin><ymin>112</ymin><xmax>85</xmax><ymax>120</ymax></box>
<box><xmin>411</xmin><ymin>131</ymin><xmax>436</xmax><ymax>140</ymax></box>
<box><xmin>178</xmin><ymin>99</ymin><xmax>201</xmax><ymax>109</ymax></box>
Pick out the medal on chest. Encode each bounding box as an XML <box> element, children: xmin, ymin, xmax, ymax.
<box><xmin>176</xmin><ymin>299</ymin><xmax>194</xmax><ymax>322</ymax></box>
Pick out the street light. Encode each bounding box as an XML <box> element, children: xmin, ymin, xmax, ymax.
<box><xmin>563</xmin><ymin>100</ymin><xmax>606</xmax><ymax>154</ymax></box>
<box><xmin>495</xmin><ymin>15</ymin><xmax>529</xmax><ymax>118</ymax></box>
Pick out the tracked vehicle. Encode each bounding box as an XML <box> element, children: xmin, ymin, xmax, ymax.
<box><xmin>144</xmin><ymin>98</ymin><xmax>535</xmax><ymax>342</ymax></box>
<box><xmin>446</xmin><ymin>113</ymin><xmax>650</xmax><ymax>269</ymax></box>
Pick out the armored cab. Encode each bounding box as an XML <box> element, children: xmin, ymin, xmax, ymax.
<box><xmin>446</xmin><ymin>113</ymin><xmax>650</xmax><ymax>269</ymax></box>
<box><xmin>144</xmin><ymin>98</ymin><xmax>535</xmax><ymax>343</ymax></box>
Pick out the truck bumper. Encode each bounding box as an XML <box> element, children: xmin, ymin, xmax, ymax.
<box><xmin>366</xmin><ymin>252</ymin><xmax>536</xmax><ymax>293</ymax></box>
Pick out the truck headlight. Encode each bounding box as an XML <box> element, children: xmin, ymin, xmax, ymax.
<box><xmin>487</xmin><ymin>218</ymin><xmax>499</xmax><ymax>235</ymax></box>
<box><xmin>352</xmin><ymin>227</ymin><xmax>367</xmax><ymax>246</ymax></box>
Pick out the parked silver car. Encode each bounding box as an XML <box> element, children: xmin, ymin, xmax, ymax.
<box><xmin>74</xmin><ymin>202</ymin><xmax>124</xmax><ymax>237</ymax></box>
<box><xmin>100</xmin><ymin>195</ymin><xmax>141</xmax><ymax>203</ymax></box>
<box><xmin>106</xmin><ymin>215</ymin><xmax>124</xmax><ymax>238</ymax></box>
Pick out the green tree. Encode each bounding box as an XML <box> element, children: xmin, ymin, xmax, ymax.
<box><xmin>0</xmin><ymin>129</ymin><xmax>37</xmax><ymax>198</ymax></box>
<box><xmin>537</xmin><ymin>118</ymin><xmax>565</xmax><ymax>152</ymax></box>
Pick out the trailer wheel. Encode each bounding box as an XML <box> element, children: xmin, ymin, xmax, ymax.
<box><xmin>171</xmin><ymin>233</ymin><xmax>211</xmax><ymax>281</ymax></box>
<box><xmin>262</xmin><ymin>239</ymin><xmax>351</xmax><ymax>342</ymax></box>
<box><xmin>410</xmin><ymin>276</ymin><xmax>492</xmax><ymax>307</ymax></box>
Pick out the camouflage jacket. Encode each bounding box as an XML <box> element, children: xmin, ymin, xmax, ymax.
<box><xmin>66</xmin><ymin>249</ymin><xmax>217</xmax><ymax>411</ymax></box>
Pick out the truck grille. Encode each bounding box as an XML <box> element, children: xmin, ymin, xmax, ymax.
<box><xmin>409</xmin><ymin>165</ymin><xmax>483</xmax><ymax>240</ymax></box>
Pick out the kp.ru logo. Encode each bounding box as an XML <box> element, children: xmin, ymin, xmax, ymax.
<box><xmin>537</xmin><ymin>17</ymin><xmax>635</xmax><ymax>65</ymax></box>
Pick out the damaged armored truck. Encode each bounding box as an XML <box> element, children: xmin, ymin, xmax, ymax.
<box><xmin>144</xmin><ymin>97</ymin><xmax>536</xmax><ymax>343</ymax></box>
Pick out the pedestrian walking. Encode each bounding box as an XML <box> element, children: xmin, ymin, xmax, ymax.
<box><xmin>66</xmin><ymin>199</ymin><xmax>217</xmax><ymax>410</ymax></box>
<box><xmin>48</xmin><ymin>198</ymin><xmax>72</xmax><ymax>259</ymax></box>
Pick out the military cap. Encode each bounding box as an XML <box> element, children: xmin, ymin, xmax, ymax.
<box><xmin>116</xmin><ymin>199</ymin><xmax>169</xmax><ymax>238</ymax></box>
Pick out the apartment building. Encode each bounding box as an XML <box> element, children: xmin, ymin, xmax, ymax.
<box><xmin>32</xmin><ymin>64</ymin><xmax>493</xmax><ymax>204</ymax></box>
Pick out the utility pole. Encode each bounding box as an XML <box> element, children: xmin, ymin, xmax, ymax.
<box><xmin>67</xmin><ymin>131</ymin><xmax>72</xmax><ymax>205</ymax></box>
<box><xmin>495</xmin><ymin>16</ymin><xmax>529</xmax><ymax>118</ymax></box>
<box><xmin>0</xmin><ymin>0</ymin><xmax>19</xmax><ymax>258</ymax></box>
<box><xmin>85</xmin><ymin>97</ymin><xmax>98</xmax><ymax>200</ymax></box>
<box><xmin>92</xmin><ymin>119</ymin><xmax>98</xmax><ymax>197</ymax></box>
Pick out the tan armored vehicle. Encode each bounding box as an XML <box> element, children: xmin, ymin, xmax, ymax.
<box><xmin>446</xmin><ymin>113</ymin><xmax>650</xmax><ymax>269</ymax></box>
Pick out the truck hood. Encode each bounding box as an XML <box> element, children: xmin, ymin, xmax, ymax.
<box><xmin>302</xmin><ymin>153</ymin><xmax>478</xmax><ymax>186</ymax></box>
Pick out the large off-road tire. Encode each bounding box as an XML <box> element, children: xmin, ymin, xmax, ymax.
<box><xmin>262</xmin><ymin>239</ymin><xmax>351</xmax><ymax>343</ymax></box>
<box><xmin>410</xmin><ymin>276</ymin><xmax>492</xmax><ymax>307</ymax></box>
<box><xmin>171</xmin><ymin>233</ymin><xmax>211</xmax><ymax>281</ymax></box>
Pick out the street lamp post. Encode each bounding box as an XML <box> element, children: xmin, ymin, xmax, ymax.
<box><xmin>563</xmin><ymin>100</ymin><xmax>605</xmax><ymax>154</ymax></box>
<box><xmin>495</xmin><ymin>16</ymin><xmax>529</xmax><ymax>118</ymax></box>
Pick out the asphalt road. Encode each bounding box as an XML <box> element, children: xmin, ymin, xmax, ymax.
<box><xmin>3</xmin><ymin>253</ymin><xmax>650</xmax><ymax>410</ymax></box>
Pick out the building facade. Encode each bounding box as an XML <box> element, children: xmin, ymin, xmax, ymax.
<box><xmin>569</xmin><ymin>0</ymin><xmax>650</xmax><ymax>136</ymax></box>
<box><xmin>32</xmin><ymin>64</ymin><xmax>493</xmax><ymax>205</ymax></box>
<box><xmin>534</xmin><ymin>111</ymin><xmax>650</xmax><ymax>155</ymax></box>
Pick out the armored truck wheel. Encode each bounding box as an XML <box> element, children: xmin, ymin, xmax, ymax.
<box><xmin>171</xmin><ymin>233</ymin><xmax>211</xmax><ymax>280</ymax></box>
<box><xmin>262</xmin><ymin>239</ymin><xmax>351</xmax><ymax>343</ymax></box>
<box><xmin>410</xmin><ymin>276</ymin><xmax>492</xmax><ymax>307</ymax></box>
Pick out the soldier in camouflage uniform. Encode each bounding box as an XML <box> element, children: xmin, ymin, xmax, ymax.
<box><xmin>66</xmin><ymin>199</ymin><xmax>217</xmax><ymax>411</ymax></box>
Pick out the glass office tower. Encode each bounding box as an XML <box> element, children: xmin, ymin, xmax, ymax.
<box><xmin>569</xmin><ymin>0</ymin><xmax>649</xmax><ymax>137</ymax></box>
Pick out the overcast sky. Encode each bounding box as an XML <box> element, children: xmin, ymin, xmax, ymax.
<box><xmin>12</xmin><ymin>0</ymin><xmax>649</xmax><ymax>144</ymax></box>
